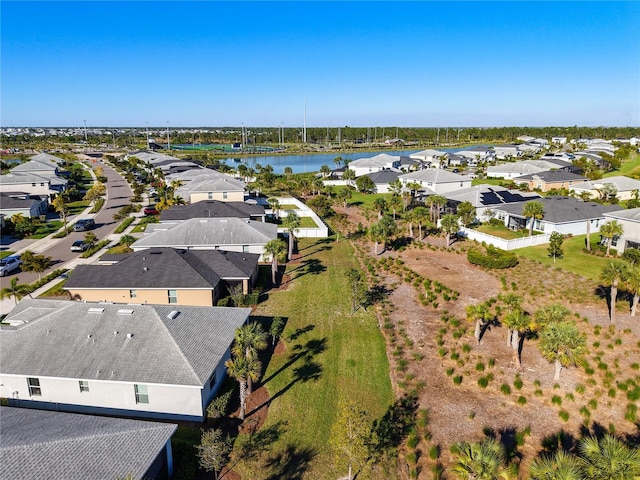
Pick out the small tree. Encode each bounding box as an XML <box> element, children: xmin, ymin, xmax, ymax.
<box><xmin>355</xmin><ymin>175</ymin><xmax>375</xmax><ymax>193</ymax></box>
<box><xmin>346</xmin><ymin>267</ymin><xmax>367</xmax><ymax>315</ymax></box>
<box><xmin>267</xmin><ymin>197</ymin><xmax>280</xmax><ymax>220</ymax></box>
<box><xmin>52</xmin><ymin>193</ymin><xmax>70</xmax><ymax>236</ymax></box>
<box><xmin>84</xmin><ymin>231</ymin><xmax>98</xmax><ymax>244</ymax></box>
<box><xmin>283</xmin><ymin>211</ymin><xmax>301</xmax><ymax>260</ymax></box>
<box><xmin>466</xmin><ymin>302</ymin><xmax>493</xmax><ymax>346</ymax></box>
<box><xmin>600</xmin><ymin>260</ymin><xmax>628</xmax><ymax>324</ymax></box>
<box><xmin>0</xmin><ymin>277</ymin><xmax>32</xmax><ymax>305</ymax></box>
<box><xmin>83</xmin><ymin>181</ymin><xmax>106</xmax><ymax>204</ymax></box>
<box><xmin>440</xmin><ymin>214</ymin><xmax>460</xmax><ymax>247</ymax></box>
<box><xmin>600</xmin><ymin>220</ymin><xmax>624</xmax><ymax>257</ymax></box>
<box><xmin>457</xmin><ymin>201</ymin><xmax>476</xmax><ymax>227</ymax></box>
<box><xmin>522</xmin><ymin>200</ymin><xmax>545</xmax><ymax>236</ymax></box>
<box><xmin>548</xmin><ymin>231</ymin><xmax>564</xmax><ymax>262</ymax></box>
<box><xmin>264</xmin><ymin>238</ymin><xmax>287</xmax><ymax>285</ymax></box>
<box><xmin>269</xmin><ymin>316</ymin><xmax>285</xmax><ymax>346</ymax></box>
<box><xmin>196</xmin><ymin>428</ymin><xmax>232</xmax><ymax>480</ymax></box>
<box><xmin>329</xmin><ymin>396</ymin><xmax>371</xmax><ymax>480</ymax></box>
<box><xmin>538</xmin><ymin>321</ymin><xmax>586</xmax><ymax>381</ymax></box>
<box><xmin>20</xmin><ymin>250</ymin><xmax>52</xmax><ymax>280</ymax></box>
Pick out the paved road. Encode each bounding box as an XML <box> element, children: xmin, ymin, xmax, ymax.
<box><xmin>0</xmin><ymin>159</ymin><xmax>133</xmax><ymax>286</ymax></box>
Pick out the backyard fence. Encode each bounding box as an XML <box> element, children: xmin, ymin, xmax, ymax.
<box><xmin>460</xmin><ymin>227</ymin><xmax>551</xmax><ymax>251</ymax></box>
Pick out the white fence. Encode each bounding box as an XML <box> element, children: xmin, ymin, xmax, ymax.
<box><xmin>274</xmin><ymin>197</ymin><xmax>329</xmax><ymax>238</ymax></box>
<box><xmin>459</xmin><ymin>227</ymin><xmax>551</xmax><ymax>251</ymax></box>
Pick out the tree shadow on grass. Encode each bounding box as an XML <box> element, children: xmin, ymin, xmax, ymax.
<box><xmin>370</xmin><ymin>395</ymin><xmax>418</xmax><ymax>457</ymax></box>
<box><xmin>259</xmin><ymin>336</ymin><xmax>327</xmax><ymax>387</ymax></box>
<box><xmin>262</xmin><ymin>443</ymin><xmax>316</xmax><ymax>480</ymax></box>
<box><xmin>289</xmin><ymin>258</ymin><xmax>327</xmax><ymax>281</ymax></box>
<box><xmin>539</xmin><ymin>429</ymin><xmax>578</xmax><ymax>454</ymax></box>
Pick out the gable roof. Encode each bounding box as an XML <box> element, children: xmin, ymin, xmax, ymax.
<box><xmin>135</xmin><ymin>217</ymin><xmax>277</xmax><ymax>249</ymax></box>
<box><xmin>0</xmin><ymin>299</ymin><xmax>251</xmax><ymax>386</ymax></box>
<box><xmin>445</xmin><ymin>185</ymin><xmax>541</xmax><ymax>208</ymax></box>
<box><xmin>65</xmin><ymin>248</ymin><xmax>258</xmax><ymax>289</ymax></box>
<box><xmin>399</xmin><ymin>169</ymin><xmax>470</xmax><ymax>183</ymax></box>
<box><xmin>160</xmin><ymin>200</ymin><xmax>264</xmax><ymax>221</ymax></box>
<box><xmin>29</xmin><ymin>152</ymin><xmax>65</xmax><ymax>165</ymax></box>
<box><xmin>0</xmin><ymin>173</ymin><xmax>52</xmax><ymax>185</ymax></box>
<box><xmin>493</xmin><ymin>196</ymin><xmax>622</xmax><ymax>223</ymax></box>
<box><xmin>0</xmin><ymin>406</ymin><xmax>176</xmax><ymax>480</ymax></box>
<box><xmin>349</xmin><ymin>154</ymin><xmax>400</xmax><ymax>168</ymax></box>
<box><xmin>603</xmin><ymin>207</ymin><xmax>640</xmax><ymax>223</ymax></box>
<box><xmin>515</xmin><ymin>170</ymin><xmax>587</xmax><ymax>183</ymax></box>
<box><xmin>11</xmin><ymin>159</ymin><xmax>58</xmax><ymax>173</ymax></box>
<box><xmin>176</xmin><ymin>176</ymin><xmax>246</xmax><ymax>195</ymax></box>
<box><xmin>591</xmin><ymin>176</ymin><xmax>640</xmax><ymax>192</ymax></box>
<box><xmin>366</xmin><ymin>171</ymin><xmax>402</xmax><ymax>184</ymax></box>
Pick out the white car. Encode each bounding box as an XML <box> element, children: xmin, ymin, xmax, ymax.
<box><xmin>0</xmin><ymin>255</ymin><xmax>21</xmax><ymax>276</ymax></box>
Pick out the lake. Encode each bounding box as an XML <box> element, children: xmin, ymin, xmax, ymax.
<box><xmin>218</xmin><ymin>147</ymin><xmax>467</xmax><ymax>174</ymax></box>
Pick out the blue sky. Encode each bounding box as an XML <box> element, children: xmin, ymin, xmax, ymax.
<box><xmin>2</xmin><ymin>1</ymin><xmax>639</xmax><ymax>127</ymax></box>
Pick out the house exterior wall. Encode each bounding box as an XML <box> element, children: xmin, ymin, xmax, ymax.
<box><xmin>402</xmin><ymin>178</ymin><xmax>472</xmax><ymax>194</ymax></box>
<box><xmin>348</xmin><ymin>165</ymin><xmax>383</xmax><ymax>177</ymax></box>
<box><xmin>0</xmin><ymin>202</ymin><xmax>46</xmax><ymax>219</ymax></box>
<box><xmin>0</xmin><ymin>181</ymin><xmax>52</xmax><ymax>197</ymax></box>
<box><xmin>613</xmin><ymin>219</ymin><xmax>640</xmax><ymax>253</ymax></box>
<box><xmin>66</xmin><ymin>288</ymin><xmax>217</xmax><ymax>306</ymax></box>
<box><xmin>190</xmin><ymin>191</ymin><xmax>245</xmax><ymax>203</ymax></box>
<box><xmin>0</xmin><ymin>374</ymin><xmax>206</xmax><ymax>421</ymax></box>
<box><xmin>523</xmin><ymin>179</ymin><xmax>582</xmax><ymax>192</ymax></box>
<box><xmin>132</xmin><ymin>244</ymin><xmax>268</xmax><ymax>261</ymax></box>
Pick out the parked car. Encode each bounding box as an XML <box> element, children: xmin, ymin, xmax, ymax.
<box><xmin>73</xmin><ymin>218</ymin><xmax>95</xmax><ymax>232</ymax></box>
<box><xmin>0</xmin><ymin>255</ymin><xmax>21</xmax><ymax>276</ymax></box>
<box><xmin>71</xmin><ymin>240</ymin><xmax>93</xmax><ymax>252</ymax></box>
<box><xmin>144</xmin><ymin>206</ymin><xmax>159</xmax><ymax>215</ymax></box>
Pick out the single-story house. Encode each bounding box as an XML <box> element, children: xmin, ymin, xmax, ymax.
<box><xmin>552</xmin><ymin>136</ymin><xmax>568</xmax><ymax>145</ymax></box>
<box><xmin>160</xmin><ymin>200</ymin><xmax>266</xmax><ymax>222</ymax></box>
<box><xmin>455</xmin><ymin>146</ymin><xmax>496</xmax><ymax>165</ymax></box>
<box><xmin>0</xmin><ymin>298</ymin><xmax>251</xmax><ymax>421</ymax></box>
<box><xmin>347</xmin><ymin>154</ymin><xmax>401</xmax><ymax>177</ymax></box>
<box><xmin>399</xmin><ymin>169</ymin><xmax>472</xmax><ymax>195</ymax></box>
<box><xmin>175</xmin><ymin>174</ymin><xmax>246</xmax><ymax>203</ymax></box>
<box><xmin>365</xmin><ymin>171</ymin><xmax>403</xmax><ymax>194</ymax></box>
<box><xmin>444</xmin><ymin>185</ymin><xmax>541</xmax><ymax>222</ymax></box>
<box><xmin>65</xmin><ymin>247</ymin><xmax>260</xmax><ymax>304</ymax></box>
<box><xmin>11</xmin><ymin>158</ymin><xmax>63</xmax><ymax>177</ymax></box>
<box><xmin>409</xmin><ymin>149</ymin><xmax>449</xmax><ymax>168</ymax></box>
<box><xmin>492</xmin><ymin>145</ymin><xmax>522</xmax><ymax>160</ymax></box>
<box><xmin>512</xmin><ymin>170</ymin><xmax>588</xmax><ymax>192</ymax></box>
<box><xmin>602</xmin><ymin>208</ymin><xmax>640</xmax><ymax>253</ymax></box>
<box><xmin>133</xmin><ymin>217</ymin><xmax>278</xmax><ymax>261</ymax></box>
<box><xmin>0</xmin><ymin>406</ymin><xmax>177</xmax><ymax>480</ymax></box>
<box><xmin>487</xmin><ymin>159</ymin><xmax>576</xmax><ymax>180</ymax></box>
<box><xmin>491</xmin><ymin>196</ymin><xmax>622</xmax><ymax>236</ymax></box>
<box><xmin>0</xmin><ymin>192</ymin><xmax>48</xmax><ymax>218</ymax></box>
<box><xmin>570</xmin><ymin>176</ymin><xmax>640</xmax><ymax>201</ymax></box>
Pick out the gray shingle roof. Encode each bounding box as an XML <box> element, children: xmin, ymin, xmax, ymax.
<box><xmin>0</xmin><ymin>299</ymin><xmax>250</xmax><ymax>386</ymax></box>
<box><xmin>137</xmin><ymin>218</ymin><xmax>277</xmax><ymax>249</ymax></box>
<box><xmin>160</xmin><ymin>200</ymin><xmax>265</xmax><ymax>221</ymax></box>
<box><xmin>65</xmin><ymin>248</ymin><xmax>258</xmax><ymax>289</ymax></box>
<box><xmin>493</xmin><ymin>196</ymin><xmax>622</xmax><ymax>223</ymax></box>
<box><xmin>366</xmin><ymin>171</ymin><xmax>402</xmax><ymax>184</ymax></box>
<box><xmin>445</xmin><ymin>185</ymin><xmax>541</xmax><ymax>207</ymax></box>
<box><xmin>0</xmin><ymin>406</ymin><xmax>176</xmax><ymax>480</ymax></box>
<box><xmin>399</xmin><ymin>169</ymin><xmax>470</xmax><ymax>183</ymax></box>
<box><xmin>515</xmin><ymin>171</ymin><xmax>587</xmax><ymax>182</ymax></box>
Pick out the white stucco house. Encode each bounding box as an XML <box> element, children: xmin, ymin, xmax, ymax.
<box><xmin>570</xmin><ymin>176</ymin><xmax>640</xmax><ymax>201</ymax></box>
<box><xmin>0</xmin><ymin>173</ymin><xmax>60</xmax><ymax>198</ymax></box>
<box><xmin>602</xmin><ymin>208</ymin><xmax>640</xmax><ymax>253</ymax></box>
<box><xmin>492</xmin><ymin>145</ymin><xmax>522</xmax><ymax>160</ymax></box>
<box><xmin>399</xmin><ymin>169</ymin><xmax>472</xmax><ymax>195</ymax></box>
<box><xmin>0</xmin><ymin>299</ymin><xmax>251</xmax><ymax>422</ymax></box>
<box><xmin>347</xmin><ymin>154</ymin><xmax>401</xmax><ymax>177</ymax></box>
<box><xmin>409</xmin><ymin>149</ymin><xmax>449</xmax><ymax>168</ymax></box>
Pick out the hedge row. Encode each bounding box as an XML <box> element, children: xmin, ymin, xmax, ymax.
<box><xmin>467</xmin><ymin>245</ymin><xmax>518</xmax><ymax>269</ymax></box>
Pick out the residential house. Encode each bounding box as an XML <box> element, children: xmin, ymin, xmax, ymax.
<box><xmin>570</xmin><ymin>176</ymin><xmax>640</xmax><ymax>201</ymax></box>
<box><xmin>0</xmin><ymin>406</ymin><xmax>177</xmax><ymax>480</ymax></box>
<box><xmin>512</xmin><ymin>170</ymin><xmax>587</xmax><ymax>192</ymax></box>
<box><xmin>160</xmin><ymin>200</ymin><xmax>266</xmax><ymax>222</ymax></box>
<box><xmin>11</xmin><ymin>159</ymin><xmax>62</xmax><ymax>177</ymax></box>
<box><xmin>409</xmin><ymin>149</ymin><xmax>449</xmax><ymax>168</ymax></box>
<box><xmin>491</xmin><ymin>196</ymin><xmax>622</xmax><ymax>236</ymax></box>
<box><xmin>347</xmin><ymin>154</ymin><xmax>401</xmax><ymax>177</ymax></box>
<box><xmin>133</xmin><ymin>217</ymin><xmax>278</xmax><ymax>261</ymax></box>
<box><xmin>444</xmin><ymin>185</ymin><xmax>541</xmax><ymax>221</ymax></box>
<box><xmin>0</xmin><ymin>173</ymin><xmax>59</xmax><ymax>198</ymax></box>
<box><xmin>487</xmin><ymin>159</ymin><xmax>577</xmax><ymax>180</ymax></box>
<box><xmin>602</xmin><ymin>208</ymin><xmax>640</xmax><ymax>253</ymax></box>
<box><xmin>0</xmin><ymin>192</ymin><xmax>48</xmax><ymax>219</ymax></box>
<box><xmin>175</xmin><ymin>174</ymin><xmax>246</xmax><ymax>203</ymax></box>
<box><xmin>0</xmin><ymin>298</ymin><xmax>251</xmax><ymax>421</ymax></box>
<box><xmin>455</xmin><ymin>146</ymin><xmax>495</xmax><ymax>166</ymax></box>
<box><xmin>365</xmin><ymin>171</ymin><xmax>403</xmax><ymax>194</ymax></box>
<box><xmin>552</xmin><ymin>136</ymin><xmax>568</xmax><ymax>145</ymax></box>
<box><xmin>399</xmin><ymin>169</ymin><xmax>472</xmax><ymax>195</ymax></box>
<box><xmin>65</xmin><ymin>247</ymin><xmax>260</xmax><ymax>303</ymax></box>
<box><xmin>492</xmin><ymin>145</ymin><xmax>522</xmax><ymax>160</ymax></box>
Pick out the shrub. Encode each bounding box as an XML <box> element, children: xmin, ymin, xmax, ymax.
<box><xmin>516</xmin><ymin>396</ymin><xmax>527</xmax><ymax>405</ymax></box>
<box><xmin>500</xmin><ymin>384</ymin><xmax>511</xmax><ymax>395</ymax></box>
<box><xmin>551</xmin><ymin>395</ymin><xmax>562</xmax><ymax>406</ymax></box>
<box><xmin>453</xmin><ymin>375</ymin><xmax>463</xmax><ymax>385</ymax></box>
<box><xmin>514</xmin><ymin>376</ymin><xmax>523</xmax><ymax>390</ymax></box>
<box><xmin>475</xmin><ymin>362</ymin><xmax>486</xmax><ymax>372</ymax></box>
<box><xmin>625</xmin><ymin>403</ymin><xmax>637</xmax><ymax>422</ymax></box>
<box><xmin>478</xmin><ymin>377</ymin><xmax>489</xmax><ymax>388</ymax></box>
<box><xmin>559</xmin><ymin>410</ymin><xmax>570</xmax><ymax>422</ymax></box>
<box><xmin>467</xmin><ymin>245</ymin><xmax>518</xmax><ymax>269</ymax></box>
<box><xmin>428</xmin><ymin>444</ymin><xmax>440</xmax><ymax>460</ymax></box>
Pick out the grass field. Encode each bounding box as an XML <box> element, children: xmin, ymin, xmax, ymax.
<box><xmin>475</xmin><ymin>224</ymin><xmax>532</xmax><ymax>239</ymax></box>
<box><xmin>242</xmin><ymin>237</ymin><xmax>394</xmax><ymax>479</ymax></box>
<box><xmin>604</xmin><ymin>151</ymin><xmax>640</xmax><ymax>178</ymax></box>
<box><xmin>514</xmin><ymin>233</ymin><xmax>611</xmax><ymax>281</ymax></box>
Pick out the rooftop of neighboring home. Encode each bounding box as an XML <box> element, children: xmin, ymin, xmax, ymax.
<box><xmin>11</xmin><ymin>159</ymin><xmax>60</xmax><ymax>174</ymax></box>
<box><xmin>160</xmin><ymin>200</ymin><xmax>265</xmax><ymax>221</ymax></box>
<box><xmin>136</xmin><ymin>217</ymin><xmax>277</xmax><ymax>248</ymax></box>
<box><xmin>29</xmin><ymin>152</ymin><xmax>66</xmax><ymax>165</ymax></box>
<box><xmin>409</xmin><ymin>149</ymin><xmax>448</xmax><ymax>159</ymax></box>
<box><xmin>444</xmin><ymin>185</ymin><xmax>541</xmax><ymax>208</ymax></box>
<box><xmin>488</xmin><ymin>159</ymin><xmax>575</xmax><ymax>175</ymax></box>
<box><xmin>348</xmin><ymin>153</ymin><xmax>401</xmax><ymax>168</ymax></box>
<box><xmin>0</xmin><ymin>406</ymin><xmax>177</xmax><ymax>480</ymax></box>
<box><xmin>0</xmin><ymin>172</ymin><xmax>52</xmax><ymax>185</ymax></box>
<box><xmin>571</xmin><ymin>175</ymin><xmax>640</xmax><ymax>192</ymax></box>
<box><xmin>513</xmin><ymin>170</ymin><xmax>587</xmax><ymax>183</ymax></box>
<box><xmin>175</xmin><ymin>175</ymin><xmax>246</xmax><ymax>196</ymax></box>
<box><xmin>399</xmin><ymin>169</ymin><xmax>470</xmax><ymax>183</ymax></box>
<box><xmin>0</xmin><ymin>298</ymin><xmax>251</xmax><ymax>386</ymax></box>
<box><xmin>366</xmin><ymin>170</ymin><xmax>403</xmax><ymax>184</ymax></box>
<box><xmin>493</xmin><ymin>196</ymin><xmax>622</xmax><ymax>223</ymax></box>
<box><xmin>0</xmin><ymin>192</ymin><xmax>47</xmax><ymax>209</ymax></box>
<box><xmin>603</xmin><ymin>207</ymin><xmax>640</xmax><ymax>222</ymax></box>
<box><xmin>66</xmin><ymin>248</ymin><xmax>259</xmax><ymax>291</ymax></box>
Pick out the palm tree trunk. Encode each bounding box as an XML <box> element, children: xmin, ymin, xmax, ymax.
<box><xmin>271</xmin><ymin>259</ymin><xmax>278</xmax><ymax>285</ymax></box>
<box><xmin>239</xmin><ymin>380</ymin><xmax>247</xmax><ymax>420</ymax></box>
<box><xmin>418</xmin><ymin>223</ymin><xmax>423</xmax><ymax>239</ymax></box>
<box><xmin>374</xmin><ymin>241</ymin><xmax>379</xmax><ymax>255</ymax></box>
<box><xmin>348</xmin><ymin>462</ymin><xmax>352</xmax><ymax>480</ymax></box>
<box><xmin>408</xmin><ymin>222</ymin><xmax>413</xmax><ymax>237</ymax></box>
<box><xmin>512</xmin><ymin>330</ymin><xmax>521</xmax><ymax>370</ymax></box>
<box><xmin>586</xmin><ymin>219</ymin><xmax>591</xmax><ymax>251</ymax></box>
<box><xmin>554</xmin><ymin>359</ymin><xmax>562</xmax><ymax>381</ymax></box>
<box><xmin>606</xmin><ymin>239</ymin><xmax>612</xmax><ymax>257</ymax></box>
<box><xmin>632</xmin><ymin>293</ymin><xmax>639</xmax><ymax>316</ymax></box>
<box><xmin>506</xmin><ymin>328</ymin><xmax>512</xmax><ymax>347</ymax></box>
<box><xmin>528</xmin><ymin>218</ymin><xmax>533</xmax><ymax>236</ymax></box>
<box><xmin>288</xmin><ymin>235</ymin><xmax>294</xmax><ymax>261</ymax></box>
<box><xmin>475</xmin><ymin>320</ymin><xmax>481</xmax><ymax>345</ymax></box>
<box><xmin>610</xmin><ymin>285</ymin><xmax>617</xmax><ymax>324</ymax></box>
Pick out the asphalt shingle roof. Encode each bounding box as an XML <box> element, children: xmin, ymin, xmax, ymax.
<box><xmin>515</xmin><ymin>170</ymin><xmax>587</xmax><ymax>182</ymax></box>
<box><xmin>0</xmin><ymin>299</ymin><xmax>250</xmax><ymax>386</ymax></box>
<box><xmin>0</xmin><ymin>406</ymin><xmax>176</xmax><ymax>480</ymax></box>
<box><xmin>399</xmin><ymin>169</ymin><xmax>470</xmax><ymax>183</ymax></box>
<box><xmin>445</xmin><ymin>185</ymin><xmax>541</xmax><ymax>207</ymax></box>
<box><xmin>493</xmin><ymin>196</ymin><xmax>622</xmax><ymax>223</ymax></box>
<box><xmin>366</xmin><ymin>171</ymin><xmax>402</xmax><ymax>184</ymax></box>
<box><xmin>160</xmin><ymin>200</ymin><xmax>265</xmax><ymax>221</ymax></box>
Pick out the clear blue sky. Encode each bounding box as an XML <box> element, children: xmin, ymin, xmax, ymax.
<box><xmin>2</xmin><ymin>1</ymin><xmax>639</xmax><ymax>127</ymax></box>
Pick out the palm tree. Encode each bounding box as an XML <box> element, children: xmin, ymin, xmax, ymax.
<box><xmin>600</xmin><ymin>260</ymin><xmax>628</xmax><ymax>324</ymax></box>
<box><xmin>283</xmin><ymin>211</ymin><xmax>301</xmax><ymax>260</ymax></box>
<box><xmin>373</xmin><ymin>197</ymin><xmax>387</xmax><ymax>219</ymax></box>
<box><xmin>224</xmin><ymin>355</ymin><xmax>262</xmax><ymax>421</ymax></box>
<box><xmin>624</xmin><ymin>264</ymin><xmax>640</xmax><ymax>316</ymax></box>
<box><xmin>538</xmin><ymin>321</ymin><xmax>586</xmax><ymax>381</ymax></box>
<box><xmin>342</xmin><ymin>168</ymin><xmax>356</xmax><ymax>188</ymax></box>
<box><xmin>432</xmin><ymin>195</ymin><xmax>448</xmax><ymax>222</ymax></box>
<box><xmin>412</xmin><ymin>206</ymin><xmax>430</xmax><ymax>239</ymax></box>
<box><xmin>578</xmin><ymin>434</ymin><xmax>640</xmax><ymax>480</ymax></box>
<box><xmin>499</xmin><ymin>293</ymin><xmax>522</xmax><ymax>346</ymax></box>
<box><xmin>502</xmin><ymin>309</ymin><xmax>533</xmax><ymax>370</ymax></box>
<box><xmin>599</xmin><ymin>220</ymin><xmax>624</xmax><ymax>257</ymax></box>
<box><xmin>466</xmin><ymin>302</ymin><xmax>493</xmax><ymax>345</ymax></box>
<box><xmin>264</xmin><ymin>238</ymin><xmax>287</xmax><ymax>286</ymax></box>
<box><xmin>529</xmin><ymin>450</ymin><xmax>583</xmax><ymax>480</ymax></box>
<box><xmin>522</xmin><ymin>201</ymin><xmax>545</xmax><ymax>236</ymax></box>
<box><xmin>268</xmin><ymin>197</ymin><xmax>280</xmax><ymax>220</ymax></box>
<box><xmin>440</xmin><ymin>214</ymin><xmax>460</xmax><ymax>247</ymax></box>
<box><xmin>451</xmin><ymin>437</ymin><xmax>507</xmax><ymax>480</ymax></box>
<box><xmin>0</xmin><ymin>277</ymin><xmax>32</xmax><ymax>305</ymax></box>
<box><xmin>231</xmin><ymin>322</ymin><xmax>268</xmax><ymax>394</ymax></box>
<box><xmin>534</xmin><ymin>303</ymin><xmax>571</xmax><ymax>328</ymax></box>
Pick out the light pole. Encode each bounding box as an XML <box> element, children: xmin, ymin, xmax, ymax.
<box><xmin>166</xmin><ymin>121</ymin><xmax>170</xmax><ymax>151</ymax></box>
<box><xmin>145</xmin><ymin>122</ymin><xmax>149</xmax><ymax>147</ymax></box>
<box><xmin>111</xmin><ymin>130</ymin><xmax>116</xmax><ymax>148</ymax></box>
<box><xmin>83</xmin><ymin>120</ymin><xmax>88</xmax><ymax>142</ymax></box>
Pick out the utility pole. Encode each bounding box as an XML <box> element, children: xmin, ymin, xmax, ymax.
<box><xmin>166</xmin><ymin>122</ymin><xmax>170</xmax><ymax>150</ymax></box>
<box><xmin>436</xmin><ymin>127</ymin><xmax>440</xmax><ymax>146</ymax></box>
<box><xmin>145</xmin><ymin>122</ymin><xmax>149</xmax><ymax>147</ymax></box>
<box><xmin>83</xmin><ymin>120</ymin><xmax>88</xmax><ymax>142</ymax></box>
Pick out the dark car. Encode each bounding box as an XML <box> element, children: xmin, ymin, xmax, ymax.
<box><xmin>71</xmin><ymin>240</ymin><xmax>92</xmax><ymax>252</ymax></box>
<box><xmin>144</xmin><ymin>206</ymin><xmax>159</xmax><ymax>215</ymax></box>
<box><xmin>73</xmin><ymin>218</ymin><xmax>95</xmax><ymax>232</ymax></box>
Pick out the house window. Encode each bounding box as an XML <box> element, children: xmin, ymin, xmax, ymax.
<box><xmin>243</xmin><ymin>245</ymin><xmax>250</xmax><ymax>253</ymax></box>
<box><xmin>129</xmin><ymin>289</ymin><xmax>137</xmax><ymax>298</ymax></box>
<box><xmin>134</xmin><ymin>384</ymin><xmax>149</xmax><ymax>404</ymax></box>
<box><xmin>208</xmin><ymin>192</ymin><xmax>213</xmax><ymax>200</ymax></box>
<box><xmin>27</xmin><ymin>377</ymin><xmax>41</xmax><ymax>396</ymax></box>
<box><xmin>209</xmin><ymin>371</ymin><xmax>217</xmax><ymax>390</ymax></box>
<box><xmin>79</xmin><ymin>380</ymin><xmax>89</xmax><ymax>393</ymax></box>
<box><xmin>32</xmin><ymin>183</ymin><xmax>36</xmax><ymax>187</ymax></box>
<box><xmin>168</xmin><ymin>290</ymin><xmax>177</xmax><ymax>304</ymax></box>
<box><xmin>223</xmin><ymin>191</ymin><xmax>228</xmax><ymax>199</ymax></box>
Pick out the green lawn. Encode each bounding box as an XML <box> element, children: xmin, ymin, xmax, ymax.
<box><xmin>30</xmin><ymin>220</ymin><xmax>64</xmax><ymax>239</ymax></box>
<box><xmin>475</xmin><ymin>224</ymin><xmax>532</xmax><ymax>239</ymax></box>
<box><xmin>514</xmin><ymin>233</ymin><xmax>611</xmax><ymax>281</ymax></box>
<box><xmin>0</xmin><ymin>251</ymin><xmax>15</xmax><ymax>260</ymax></box>
<box><xmin>241</xmin><ymin>238</ymin><xmax>394</xmax><ymax>479</ymax></box>
<box><xmin>67</xmin><ymin>200</ymin><xmax>90</xmax><ymax>215</ymax></box>
<box><xmin>604</xmin><ymin>151</ymin><xmax>640</xmax><ymax>177</ymax></box>
<box><xmin>333</xmin><ymin>187</ymin><xmax>393</xmax><ymax>210</ymax></box>
<box><xmin>473</xmin><ymin>178</ymin><xmax>514</xmax><ymax>187</ymax></box>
